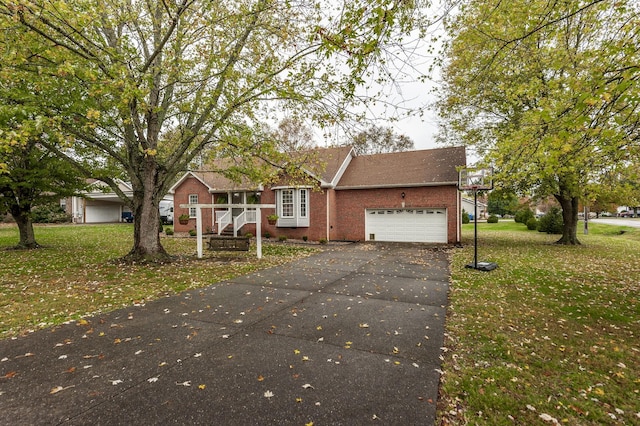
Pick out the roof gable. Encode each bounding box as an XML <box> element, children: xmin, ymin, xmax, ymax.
<box><xmin>336</xmin><ymin>146</ymin><xmax>466</xmax><ymax>189</ymax></box>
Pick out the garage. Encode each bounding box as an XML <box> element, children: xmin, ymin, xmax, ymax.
<box><xmin>85</xmin><ymin>203</ymin><xmax>122</xmax><ymax>223</ymax></box>
<box><xmin>365</xmin><ymin>208</ymin><xmax>447</xmax><ymax>243</ymax></box>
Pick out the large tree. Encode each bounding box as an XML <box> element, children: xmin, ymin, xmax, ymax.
<box><xmin>350</xmin><ymin>125</ymin><xmax>415</xmax><ymax>155</ymax></box>
<box><xmin>0</xmin><ymin>0</ymin><xmax>429</xmax><ymax>261</ymax></box>
<box><xmin>438</xmin><ymin>0</ymin><xmax>640</xmax><ymax>244</ymax></box>
<box><xmin>0</xmin><ymin>131</ymin><xmax>87</xmax><ymax>249</ymax></box>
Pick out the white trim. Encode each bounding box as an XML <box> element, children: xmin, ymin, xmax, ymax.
<box><xmin>169</xmin><ymin>171</ymin><xmax>213</xmax><ymax>194</ymax></box>
<box><xmin>320</xmin><ymin>147</ymin><xmax>355</xmax><ymax>189</ymax></box>
<box><xmin>336</xmin><ymin>182</ymin><xmax>459</xmax><ymax>190</ymax></box>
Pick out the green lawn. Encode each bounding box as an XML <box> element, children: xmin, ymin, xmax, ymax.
<box><xmin>439</xmin><ymin>220</ymin><xmax>639</xmax><ymax>425</ymax></box>
<box><xmin>0</xmin><ymin>224</ymin><xmax>317</xmax><ymax>339</ymax></box>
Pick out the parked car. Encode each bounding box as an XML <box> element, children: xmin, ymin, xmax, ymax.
<box><xmin>121</xmin><ymin>212</ymin><xmax>134</xmax><ymax>223</ymax></box>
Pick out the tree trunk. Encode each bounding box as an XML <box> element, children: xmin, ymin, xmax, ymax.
<box><xmin>554</xmin><ymin>193</ymin><xmax>581</xmax><ymax>245</ymax></box>
<box><xmin>11</xmin><ymin>209</ymin><xmax>40</xmax><ymax>249</ymax></box>
<box><xmin>123</xmin><ymin>159</ymin><xmax>171</xmax><ymax>263</ymax></box>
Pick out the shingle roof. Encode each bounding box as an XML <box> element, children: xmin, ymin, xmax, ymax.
<box><xmin>290</xmin><ymin>145</ymin><xmax>354</xmax><ymax>184</ymax></box>
<box><xmin>185</xmin><ymin>145</ymin><xmax>354</xmax><ymax>191</ymax></box>
<box><xmin>336</xmin><ymin>146</ymin><xmax>466</xmax><ymax>189</ymax></box>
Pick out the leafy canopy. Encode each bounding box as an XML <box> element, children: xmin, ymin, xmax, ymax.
<box><xmin>438</xmin><ymin>0</ymin><xmax>640</xmax><ymax>202</ymax></box>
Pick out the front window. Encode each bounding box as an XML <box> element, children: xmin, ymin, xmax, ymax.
<box><xmin>281</xmin><ymin>189</ymin><xmax>295</xmax><ymax>218</ymax></box>
<box><xmin>276</xmin><ymin>188</ymin><xmax>310</xmax><ymax>227</ymax></box>
<box><xmin>189</xmin><ymin>194</ymin><xmax>198</xmax><ymax>217</ymax></box>
<box><xmin>299</xmin><ymin>189</ymin><xmax>307</xmax><ymax>218</ymax></box>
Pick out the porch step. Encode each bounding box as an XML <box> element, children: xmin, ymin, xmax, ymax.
<box><xmin>219</xmin><ymin>226</ymin><xmax>235</xmax><ymax>237</ymax></box>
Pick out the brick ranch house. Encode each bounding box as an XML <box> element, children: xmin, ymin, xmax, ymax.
<box><xmin>170</xmin><ymin>145</ymin><xmax>466</xmax><ymax>244</ymax></box>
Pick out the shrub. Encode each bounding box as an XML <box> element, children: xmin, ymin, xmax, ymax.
<box><xmin>514</xmin><ymin>208</ymin><xmax>535</xmax><ymax>224</ymax></box>
<box><xmin>487</xmin><ymin>215</ymin><xmax>499</xmax><ymax>223</ymax></box>
<box><xmin>538</xmin><ymin>207</ymin><xmax>563</xmax><ymax>234</ymax></box>
<box><xmin>462</xmin><ymin>210</ymin><xmax>470</xmax><ymax>224</ymax></box>
<box><xmin>302</xmin><ymin>235</ymin><xmax>308</xmax><ymax>242</ymax></box>
<box><xmin>318</xmin><ymin>238</ymin><xmax>328</xmax><ymax>245</ymax></box>
<box><xmin>263</xmin><ymin>232</ymin><xmax>271</xmax><ymax>239</ymax></box>
<box><xmin>188</xmin><ymin>229</ymin><xmax>197</xmax><ymax>236</ymax></box>
<box><xmin>526</xmin><ymin>217</ymin><xmax>538</xmax><ymax>230</ymax></box>
<box><xmin>278</xmin><ymin>235</ymin><xmax>288</xmax><ymax>242</ymax></box>
<box><xmin>244</xmin><ymin>232</ymin><xmax>253</xmax><ymax>238</ymax></box>
<box><xmin>165</xmin><ymin>227</ymin><xmax>174</xmax><ymax>235</ymax></box>
<box><xmin>31</xmin><ymin>203</ymin><xmax>71</xmax><ymax>223</ymax></box>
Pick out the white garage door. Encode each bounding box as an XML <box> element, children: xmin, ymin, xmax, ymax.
<box><xmin>365</xmin><ymin>208</ymin><xmax>447</xmax><ymax>243</ymax></box>
<box><xmin>85</xmin><ymin>205</ymin><xmax>121</xmax><ymax>223</ymax></box>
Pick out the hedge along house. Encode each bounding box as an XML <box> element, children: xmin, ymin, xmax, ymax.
<box><xmin>170</xmin><ymin>145</ymin><xmax>466</xmax><ymax>244</ymax></box>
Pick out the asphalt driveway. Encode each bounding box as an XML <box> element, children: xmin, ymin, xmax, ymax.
<box><xmin>0</xmin><ymin>243</ymin><xmax>451</xmax><ymax>425</ymax></box>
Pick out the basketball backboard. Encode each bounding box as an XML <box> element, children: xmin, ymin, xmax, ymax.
<box><xmin>459</xmin><ymin>168</ymin><xmax>494</xmax><ymax>191</ymax></box>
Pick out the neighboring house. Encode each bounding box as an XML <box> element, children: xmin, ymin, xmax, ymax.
<box><xmin>462</xmin><ymin>197</ymin><xmax>488</xmax><ymax>219</ymax></box>
<box><xmin>170</xmin><ymin>145</ymin><xmax>466</xmax><ymax>244</ymax></box>
<box><xmin>63</xmin><ymin>179</ymin><xmax>172</xmax><ymax>224</ymax></box>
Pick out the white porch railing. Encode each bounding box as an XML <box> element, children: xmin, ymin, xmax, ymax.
<box><xmin>233</xmin><ymin>209</ymin><xmax>258</xmax><ymax>236</ymax></box>
<box><xmin>216</xmin><ymin>210</ymin><xmax>232</xmax><ymax>235</ymax></box>
<box><xmin>217</xmin><ymin>208</ymin><xmax>259</xmax><ymax>236</ymax></box>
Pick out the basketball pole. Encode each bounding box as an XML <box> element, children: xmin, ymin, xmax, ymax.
<box><xmin>473</xmin><ymin>186</ymin><xmax>478</xmax><ymax>268</ymax></box>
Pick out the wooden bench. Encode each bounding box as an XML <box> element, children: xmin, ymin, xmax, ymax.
<box><xmin>207</xmin><ymin>235</ymin><xmax>250</xmax><ymax>251</ymax></box>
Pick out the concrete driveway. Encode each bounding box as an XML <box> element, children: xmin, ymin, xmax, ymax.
<box><xmin>590</xmin><ymin>217</ymin><xmax>640</xmax><ymax>228</ymax></box>
<box><xmin>0</xmin><ymin>243</ymin><xmax>451</xmax><ymax>425</ymax></box>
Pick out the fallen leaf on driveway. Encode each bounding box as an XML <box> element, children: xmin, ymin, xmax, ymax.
<box><xmin>2</xmin><ymin>371</ymin><xmax>17</xmax><ymax>379</ymax></box>
<box><xmin>264</xmin><ymin>390</ymin><xmax>274</xmax><ymax>398</ymax></box>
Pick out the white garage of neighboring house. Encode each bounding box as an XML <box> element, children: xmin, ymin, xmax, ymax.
<box><xmin>365</xmin><ymin>208</ymin><xmax>448</xmax><ymax>243</ymax></box>
<box><xmin>67</xmin><ymin>180</ymin><xmax>134</xmax><ymax>223</ymax></box>
<box><xmin>65</xmin><ymin>179</ymin><xmax>174</xmax><ymax>224</ymax></box>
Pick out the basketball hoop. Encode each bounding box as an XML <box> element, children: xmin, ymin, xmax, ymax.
<box><xmin>458</xmin><ymin>167</ymin><xmax>498</xmax><ymax>272</ymax></box>
<box><xmin>459</xmin><ymin>168</ymin><xmax>493</xmax><ymax>191</ymax></box>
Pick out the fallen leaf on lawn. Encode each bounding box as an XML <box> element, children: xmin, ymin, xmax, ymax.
<box><xmin>264</xmin><ymin>390</ymin><xmax>274</xmax><ymax>398</ymax></box>
<box><xmin>539</xmin><ymin>413</ymin><xmax>560</xmax><ymax>424</ymax></box>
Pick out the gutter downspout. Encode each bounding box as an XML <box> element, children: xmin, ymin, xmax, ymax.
<box><xmin>457</xmin><ymin>190</ymin><xmax>461</xmax><ymax>243</ymax></box>
<box><xmin>326</xmin><ymin>190</ymin><xmax>330</xmax><ymax>241</ymax></box>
